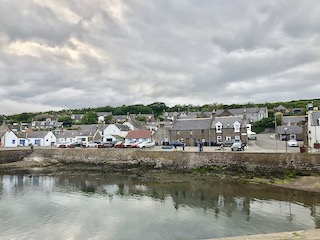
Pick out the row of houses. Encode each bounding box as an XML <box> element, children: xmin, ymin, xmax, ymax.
<box><xmin>1</xmin><ymin>108</ymin><xmax>262</xmax><ymax>148</ymax></box>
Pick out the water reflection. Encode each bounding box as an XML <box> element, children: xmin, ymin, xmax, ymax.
<box><xmin>0</xmin><ymin>173</ymin><xmax>320</xmax><ymax>240</ymax></box>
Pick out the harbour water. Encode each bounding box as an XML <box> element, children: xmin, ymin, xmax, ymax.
<box><xmin>0</xmin><ymin>173</ymin><xmax>319</xmax><ymax>240</ymax></box>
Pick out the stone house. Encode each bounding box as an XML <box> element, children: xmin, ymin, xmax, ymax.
<box><xmin>211</xmin><ymin>116</ymin><xmax>247</xmax><ymax>145</ymax></box>
<box><xmin>170</xmin><ymin>118</ymin><xmax>212</xmax><ymax>146</ymax></box>
<box><xmin>277</xmin><ymin>126</ymin><xmax>304</xmax><ymax>141</ymax></box>
<box><xmin>153</xmin><ymin>121</ymin><xmax>172</xmax><ymax>145</ymax></box>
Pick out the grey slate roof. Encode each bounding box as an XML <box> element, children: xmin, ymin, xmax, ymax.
<box><xmin>97</xmin><ymin>112</ymin><xmax>112</xmax><ymax>117</ymax></box>
<box><xmin>27</xmin><ymin>131</ymin><xmax>51</xmax><ymax>138</ymax></box>
<box><xmin>216</xmin><ymin>107</ymin><xmax>267</xmax><ymax>116</ymax></box>
<box><xmin>171</xmin><ymin>118</ymin><xmax>212</xmax><ymax>130</ymax></box>
<box><xmin>115</xmin><ymin>124</ymin><xmax>130</xmax><ymax>131</ymax></box>
<box><xmin>277</xmin><ymin>125</ymin><xmax>303</xmax><ymax>134</ymax></box>
<box><xmin>211</xmin><ymin>116</ymin><xmax>244</xmax><ymax>128</ymax></box>
<box><xmin>56</xmin><ymin>130</ymin><xmax>80</xmax><ymax>138</ymax></box>
<box><xmin>282</xmin><ymin>116</ymin><xmax>306</xmax><ymax>125</ymax></box>
<box><xmin>178</xmin><ymin>112</ymin><xmax>211</xmax><ymax>119</ymax></box>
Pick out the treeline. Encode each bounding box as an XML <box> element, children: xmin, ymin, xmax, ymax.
<box><xmin>2</xmin><ymin>99</ymin><xmax>319</xmax><ymax>124</ymax></box>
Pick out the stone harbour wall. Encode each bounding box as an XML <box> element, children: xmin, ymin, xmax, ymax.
<box><xmin>1</xmin><ymin>149</ymin><xmax>320</xmax><ymax>175</ymax></box>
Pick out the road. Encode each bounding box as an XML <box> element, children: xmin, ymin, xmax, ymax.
<box><xmin>0</xmin><ymin>134</ymin><xmax>302</xmax><ymax>153</ymax></box>
<box><xmin>253</xmin><ymin>133</ymin><xmax>301</xmax><ymax>153</ymax></box>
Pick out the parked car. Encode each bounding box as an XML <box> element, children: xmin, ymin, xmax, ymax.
<box><xmin>131</xmin><ymin>142</ymin><xmax>142</xmax><ymax>148</ymax></box>
<box><xmin>57</xmin><ymin>142</ymin><xmax>72</xmax><ymax>148</ymax></box>
<box><xmin>73</xmin><ymin>142</ymin><xmax>84</xmax><ymax>148</ymax></box>
<box><xmin>124</xmin><ymin>141</ymin><xmax>136</xmax><ymax>148</ymax></box>
<box><xmin>114</xmin><ymin>141</ymin><xmax>125</xmax><ymax>148</ymax></box>
<box><xmin>138</xmin><ymin>141</ymin><xmax>155</xmax><ymax>148</ymax></box>
<box><xmin>288</xmin><ymin>139</ymin><xmax>299</xmax><ymax>147</ymax></box>
<box><xmin>97</xmin><ymin>142</ymin><xmax>115</xmax><ymax>148</ymax></box>
<box><xmin>85</xmin><ymin>142</ymin><xmax>98</xmax><ymax>148</ymax></box>
<box><xmin>231</xmin><ymin>142</ymin><xmax>244</xmax><ymax>151</ymax></box>
<box><xmin>222</xmin><ymin>139</ymin><xmax>234</xmax><ymax>147</ymax></box>
<box><xmin>171</xmin><ymin>140</ymin><xmax>184</xmax><ymax>147</ymax></box>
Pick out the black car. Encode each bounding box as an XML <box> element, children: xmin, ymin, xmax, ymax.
<box><xmin>171</xmin><ymin>140</ymin><xmax>184</xmax><ymax>147</ymax></box>
<box><xmin>72</xmin><ymin>142</ymin><xmax>84</xmax><ymax>147</ymax></box>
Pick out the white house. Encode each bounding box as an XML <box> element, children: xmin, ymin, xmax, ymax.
<box><xmin>97</xmin><ymin>112</ymin><xmax>112</xmax><ymax>123</ymax></box>
<box><xmin>26</xmin><ymin>131</ymin><xmax>56</xmax><ymax>146</ymax></box>
<box><xmin>56</xmin><ymin>129</ymin><xmax>102</xmax><ymax>144</ymax></box>
<box><xmin>307</xmin><ymin>109</ymin><xmax>320</xmax><ymax>153</ymax></box>
<box><xmin>125</xmin><ymin>130</ymin><xmax>153</xmax><ymax>145</ymax></box>
<box><xmin>103</xmin><ymin>124</ymin><xmax>130</xmax><ymax>142</ymax></box>
<box><xmin>2</xmin><ymin>131</ymin><xmax>19</xmax><ymax>147</ymax></box>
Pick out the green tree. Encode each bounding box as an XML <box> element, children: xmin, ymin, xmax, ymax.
<box><xmin>58</xmin><ymin>115</ymin><xmax>73</xmax><ymax>127</ymax></box>
<box><xmin>104</xmin><ymin>115</ymin><xmax>113</xmax><ymax>124</ymax></box>
<box><xmin>6</xmin><ymin>112</ymin><xmax>36</xmax><ymax>123</ymax></box>
<box><xmin>147</xmin><ymin>102</ymin><xmax>167</xmax><ymax>117</ymax></box>
<box><xmin>252</xmin><ymin>114</ymin><xmax>281</xmax><ymax>133</ymax></box>
<box><xmin>136</xmin><ymin>115</ymin><xmax>146</xmax><ymax>122</ymax></box>
<box><xmin>80</xmin><ymin>111</ymin><xmax>98</xmax><ymax>124</ymax></box>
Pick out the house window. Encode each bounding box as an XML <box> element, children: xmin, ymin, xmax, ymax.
<box><xmin>235</xmin><ymin>136</ymin><xmax>240</xmax><ymax>140</ymax></box>
<box><xmin>177</xmin><ymin>130</ymin><xmax>180</xmax><ymax>135</ymax></box>
<box><xmin>290</xmin><ymin>134</ymin><xmax>296</xmax><ymax>140</ymax></box>
<box><xmin>189</xmin><ymin>130</ymin><xmax>193</xmax><ymax>135</ymax></box>
<box><xmin>201</xmin><ymin>130</ymin><xmax>205</xmax><ymax>134</ymax></box>
<box><xmin>226</xmin><ymin>136</ymin><xmax>231</xmax><ymax>140</ymax></box>
<box><xmin>217</xmin><ymin>136</ymin><xmax>222</xmax><ymax>143</ymax></box>
<box><xmin>216</xmin><ymin>124</ymin><xmax>222</xmax><ymax>133</ymax></box>
<box><xmin>233</xmin><ymin>121</ymin><xmax>240</xmax><ymax>132</ymax></box>
<box><xmin>12</xmin><ymin>140</ymin><xmax>16</xmax><ymax>144</ymax></box>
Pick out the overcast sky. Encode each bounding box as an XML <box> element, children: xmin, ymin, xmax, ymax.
<box><xmin>1</xmin><ymin>0</ymin><xmax>320</xmax><ymax>115</ymax></box>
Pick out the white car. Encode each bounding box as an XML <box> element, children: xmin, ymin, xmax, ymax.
<box><xmin>85</xmin><ymin>142</ymin><xmax>98</xmax><ymax>148</ymax></box>
<box><xmin>138</xmin><ymin>141</ymin><xmax>155</xmax><ymax>148</ymax></box>
<box><xmin>287</xmin><ymin>139</ymin><xmax>299</xmax><ymax>147</ymax></box>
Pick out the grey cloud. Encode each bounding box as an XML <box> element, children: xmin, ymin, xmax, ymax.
<box><xmin>1</xmin><ymin>0</ymin><xmax>320</xmax><ymax>115</ymax></box>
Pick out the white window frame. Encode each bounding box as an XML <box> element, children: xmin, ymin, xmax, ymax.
<box><xmin>226</xmin><ymin>136</ymin><xmax>231</xmax><ymax>140</ymax></box>
<box><xmin>235</xmin><ymin>135</ymin><xmax>240</xmax><ymax>140</ymax></box>
<box><xmin>217</xmin><ymin>136</ymin><xmax>222</xmax><ymax>143</ymax></box>
<box><xmin>233</xmin><ymin>121</ymin><xmax>240</xmax><ymax>133</ymax></box>
<box><xmin>215</xmin><ymin>123</ymin><xmax>222</xmax><ymax>133</ymax></box>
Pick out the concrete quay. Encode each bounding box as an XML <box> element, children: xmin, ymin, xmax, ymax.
<box><xmin>208</xmin><ymin>228</ymin><xmax>320</xmax><ymax>240</ymax></box>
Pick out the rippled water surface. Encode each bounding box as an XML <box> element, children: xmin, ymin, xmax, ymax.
<box><xmin>0</xmin><ymin>173</ymin><xmax>320</xmax><ymax>240</ymax></box>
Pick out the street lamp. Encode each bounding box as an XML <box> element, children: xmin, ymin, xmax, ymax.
<box><xmin>284</xmin><ymin>127</ymin><xmax>288</xmax><ymax>153</ymax></box>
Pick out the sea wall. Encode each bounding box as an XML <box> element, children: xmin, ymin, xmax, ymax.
<box><xmin>1</xmin><ymin>149</ymin><xmax>320</xmax><ymax>175</ymax></box>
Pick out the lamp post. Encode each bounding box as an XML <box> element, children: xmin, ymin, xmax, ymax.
<box><xmin>284</xmin><ymin>127</ymin><xmax>288</xmax><ymax>153</ymax></box>
<box><xmin>274</xmin><ymin>109</ymin><xmax>278</xmax><ymax>152</ymax></box>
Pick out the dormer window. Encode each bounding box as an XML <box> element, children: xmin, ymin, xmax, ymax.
<box><xmin>215</xmin><ymin>122</ymin><xmax>222</xmax><ymax>133</ymax></box>
<box><xmin>233</xmin><ymin>121</ymin><xmax>241</xmax><ymax>132</ymax></box>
